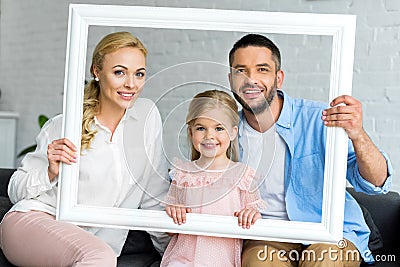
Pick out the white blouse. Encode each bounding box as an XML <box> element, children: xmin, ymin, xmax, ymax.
<box><xmin>7</xmin><ymin>98</ymin><xmax>171</xmax><ymax>255</ymax></box>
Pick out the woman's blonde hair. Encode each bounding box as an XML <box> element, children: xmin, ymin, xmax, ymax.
<box><xmin>81</xmin><ymin>31</ymin><xmax>147</xmax><ymax>150</ymax></box>
<box><xmin>186</xmin><ymin>89</ymin><xmax>240</xmax><ymax>162</ymax></box>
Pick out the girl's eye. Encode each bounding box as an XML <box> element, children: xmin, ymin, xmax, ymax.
<box><xmin>216</xmin><ymin>127</ymin><xmax>225</xmax><ymax>132</ymax></box>
<box><xmin>196</xmin><ymin>126</ymin><xmax>205</xmax><ymax>131</ymax></box>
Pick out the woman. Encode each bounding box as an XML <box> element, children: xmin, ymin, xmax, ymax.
<box><xmin>0</xmin><ymin>32</ymin><xmax>170</xmax><ymax>267</ymax></box>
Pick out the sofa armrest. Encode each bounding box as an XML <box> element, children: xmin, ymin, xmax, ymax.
<box><xmin>348</xmin><ymin>188</ymin><xmax>400</xmax><ymax>263</ymax></box>
<box><xmin>0</xmin><ymin>169</ymin><xmax>15</xmax><ymax>198</ymax></box>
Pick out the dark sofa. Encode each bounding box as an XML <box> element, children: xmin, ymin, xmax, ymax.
<box><xmin>0</xmin><ymin>168</ymin><xmax>399</xmax><ymax>266</ymax></box>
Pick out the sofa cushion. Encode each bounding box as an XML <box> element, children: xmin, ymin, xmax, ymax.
<box><xmin>118</xmin><ymin>230</ymin><xmax>161</xmax><ymax>266</ymax></box>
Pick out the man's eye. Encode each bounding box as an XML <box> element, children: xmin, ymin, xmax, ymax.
<box><xmin>196</xmin><ymin>127</ymin><xmax>205</xmax><ymax>131</ymax></box>
<box><xmin>235</xmin><ymin>69</ymin><xmax>245</xmax><ymax>74</ymax></box>
<box><xmin>258</xmin><ymin>67</ymin><xmax>269</xmax><ymax>72</ymax></box>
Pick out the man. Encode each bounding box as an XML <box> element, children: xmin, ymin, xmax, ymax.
<box><xmin>228</xmin><ymin>34</ymin><xmax>392</xmax><ymax>266</ymax></box>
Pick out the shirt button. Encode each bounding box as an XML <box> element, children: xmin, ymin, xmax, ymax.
<box><xmin>287</xmin><ymin>123</ymin><xmax>291</xmax><ymax>127</ymax></box>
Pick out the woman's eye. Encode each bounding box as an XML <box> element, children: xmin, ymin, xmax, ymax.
<box><xmin>114</xmin><ymin>70</ymin><xmax>125</xmax><ymax>76</ymax></box>
<box><xmin>216</xmin><ymin>127</ymin><xmax>225</xmax><ymax>132</ymax></box>
<box><xmin>196</xmin><ymin>127</ymin><xmax>205</xmax><ymax>131</ymax></box>
<box><xmin>135</xmin><ymin>71</ymin><xmax>145</xmax><ymax>78</ymax></box>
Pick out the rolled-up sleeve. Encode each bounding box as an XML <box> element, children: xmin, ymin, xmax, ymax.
<box><xmin>347</xmin><ymin>149</ymin><xmax>393</xmax><ymax>194</ymax></box>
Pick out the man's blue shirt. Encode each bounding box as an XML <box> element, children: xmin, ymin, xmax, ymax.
<box><xmin>238</xmin><ymin>90</ymin><xmax>393</xmax><ymax>263</ymax></box>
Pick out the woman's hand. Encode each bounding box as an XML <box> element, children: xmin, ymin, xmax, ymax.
<box><xmin>166</xmin><ymin>205</ymin><xmax>192</xmax><ymax>225</ymax></box>
<box><xmin>234</xmin><ymin>207</ymin><xmax>261</xmax><ymax>229</ymax></box>
<box><xmin>47</xmin><ymin>138</ymin><xmax>77</xmax><ymax>182</ymax></box>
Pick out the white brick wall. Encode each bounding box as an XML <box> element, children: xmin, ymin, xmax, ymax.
<box><xmin>0</xmin><ymin>0</ymin><xmax>398</xmax><ymax>192</ymax></box>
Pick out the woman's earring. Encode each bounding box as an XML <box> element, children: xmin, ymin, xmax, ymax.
<box><xmin>94</xmin><ymin>77</ymin><xmax>99</xmax><ymax>82</ymax></box>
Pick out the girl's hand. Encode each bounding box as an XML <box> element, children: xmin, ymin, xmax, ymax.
<box><xmin>47</xmin><ymin>138</ymin><xmax>77</xmax><ymax>182</ymax></box>
<box><xmin>234</xmin><ymin>207</ymin><xmax>261</xmax><ymax>229</ymax></box>
<box><xmin>166</xmin><ymin>205</ymin><xmax>192</xmax><ymax>225</ymax></box>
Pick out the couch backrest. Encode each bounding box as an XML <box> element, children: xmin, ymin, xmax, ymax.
<box><xmin>0</xmin><ymin>169</ymin><xmax>15</xmax><ymax>198</ymax></box>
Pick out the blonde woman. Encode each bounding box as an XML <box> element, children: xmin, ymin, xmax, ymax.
<box><xmin>0</xmin><ymin>32</ymin><xmax>170</xmax><ymax>267</ymax></box>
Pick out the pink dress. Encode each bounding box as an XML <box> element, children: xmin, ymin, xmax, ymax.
<box><xmin>161</xmin><ymin>161</ymin><xmax>264</xmax><ymax>267</ymax></box>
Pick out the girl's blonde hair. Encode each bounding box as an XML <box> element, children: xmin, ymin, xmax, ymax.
<box><xmin>186</xmin><ymin>90</ymin><xmax>240</xmax><ymax>162</ymax></box>
<box><xmin>81</xmin><ymin>31</ymin><xmax>147</xmax><ymax>150</ymax></box>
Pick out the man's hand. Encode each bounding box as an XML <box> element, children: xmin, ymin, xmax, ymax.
<box><xmin>322</xmin><ymin>95</ymin><xmax>388</xmax><ymax>187</ymax></box>
<box><xmin>321</xmin><ymin>95</ymin><xmax>366</xmax><ymax>141</ymax></box>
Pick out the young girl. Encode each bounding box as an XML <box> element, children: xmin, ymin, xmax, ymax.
<box><xmin>161</xmin><ymin>90</ymin><xmax>265</xmax><ymax>267</ymax></box>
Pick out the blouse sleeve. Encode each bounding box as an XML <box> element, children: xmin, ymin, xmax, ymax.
<box><xmin>138</xmin><ymin>104</ymin><xmax>170</xmax><ymax>211</ymax></box>
<box><xmin>133</xmin><ymin>102</ymin><xmax>171</xmax><ymax>255</ymax></box>
<box><xmin>8</xmin><ymin>115</ymin><xmax>63</xmax><ymax>204</ymax></box>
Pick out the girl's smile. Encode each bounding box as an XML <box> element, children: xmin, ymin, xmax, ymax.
<box><xmin>189</xmin><ymin>109</ymin><xmax>238</xmax><ymax>169</ymax></box>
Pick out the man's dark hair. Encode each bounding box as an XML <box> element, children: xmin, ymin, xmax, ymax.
<box><xmin>229</xmin><ymin>34</ymin><xmax>281</xmax><ymax>72</ymax></box>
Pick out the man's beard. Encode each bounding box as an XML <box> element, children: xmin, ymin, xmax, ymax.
<box><xmin>233</xmin><ymin>79</ymin><xmax>278</xmax><ymax>115</ymax></box>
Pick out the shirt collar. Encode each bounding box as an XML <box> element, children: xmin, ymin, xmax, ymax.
<box><xmin>276</xmin><ymin>89</ymin><xmax>292</xmax><ymax>129</ymax></box>
<box><xmin>93</xmin><ymin>106</ymin><xmax>138</xmax><ymax>129</ymax></box>
<box><xmin>238</xmin><ymin>110</ymin><xmax>245</xmax><ymax>138</ymax></box>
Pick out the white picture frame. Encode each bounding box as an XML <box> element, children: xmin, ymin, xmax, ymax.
<box><xmin>57</xmin><ymin>4</ymin><xmax>356</xmax><ymax>244</ymax></box>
